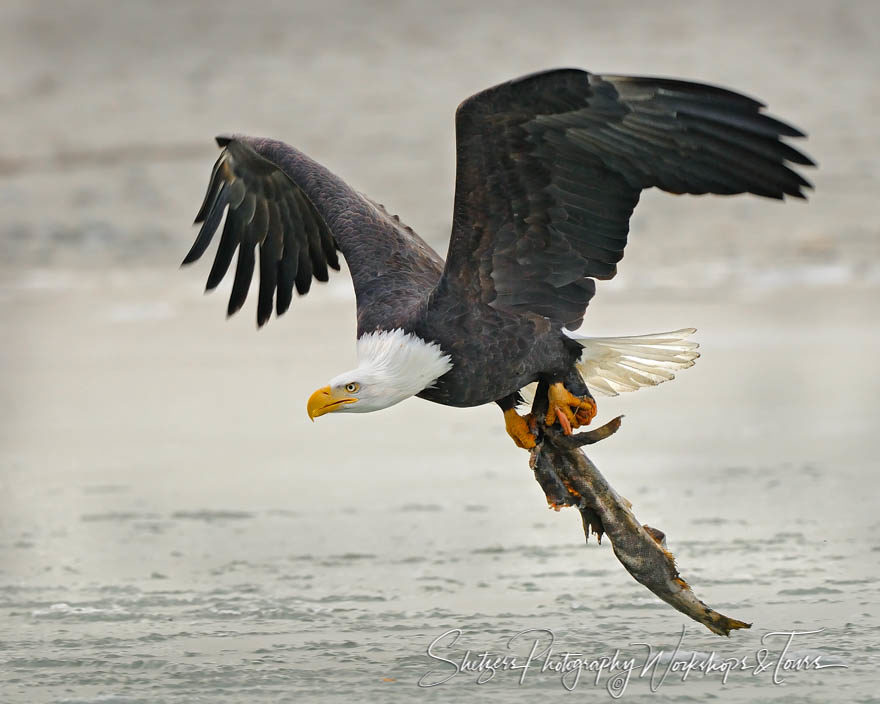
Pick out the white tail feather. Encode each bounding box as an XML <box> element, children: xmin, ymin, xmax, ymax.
<box><xmin>520</xmin><ymin>328</ymin><xmax>699</xmax><ymax>403</ymax></box>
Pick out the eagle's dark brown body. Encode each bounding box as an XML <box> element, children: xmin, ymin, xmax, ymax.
<box><xmin>411</xmin><ymin>289</ymin><xmax>583</xmax><ymax>407</ymax></box>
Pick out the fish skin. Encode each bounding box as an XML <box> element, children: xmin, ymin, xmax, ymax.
<box><xmin>530</xmin><ymin>417</ymin><xmax>751</xmax><ymax>637</ymax></box>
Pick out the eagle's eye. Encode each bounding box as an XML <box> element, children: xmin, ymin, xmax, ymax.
<box><xmin>345</xmin><ymin>382</ymin><xmax>359</xmax><ymax>394</ymax></box>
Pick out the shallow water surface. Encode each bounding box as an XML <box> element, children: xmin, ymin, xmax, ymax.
<box><xmin>2</xmin><ymin>274</ymin><xmax>877</xmax><ymax>702</ymax></box>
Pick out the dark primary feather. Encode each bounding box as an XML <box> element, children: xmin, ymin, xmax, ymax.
<box><xmin>183</xmin><ymin>135</ymin><xmax>444</xmax><ymax>329</ymax></box>
<box><xmin>440</xmin><ymin>68</ymin><xmax>815</xmax><ymax>330</ymax></box>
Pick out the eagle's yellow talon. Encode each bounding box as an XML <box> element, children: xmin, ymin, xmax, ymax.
<box><xmin>504</xmin><ymin>408</ymin><xmax>537</xmax><ymax>449</ymax></box>
<box><xmin>555</xmin><ymin>407</ymin><xmax>572</xmax><ymax>435</ymax></box>
<box><xmin>546</xmin><ymin>382</ymin><xmax>596</xmax><ymax>435</ymax></box>
<box><xmin>575</xmin><ymin>397</ymin><xmax>597</xmax><ymax>425</ymax></box>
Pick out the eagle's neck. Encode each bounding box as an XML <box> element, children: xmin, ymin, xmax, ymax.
<box><xmin>350</xmin><ymin>329</ymin><xmax>453</xmax><ymax>409</ymax></box>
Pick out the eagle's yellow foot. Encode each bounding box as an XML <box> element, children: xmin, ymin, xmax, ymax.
<box><xmin>504</xmin><ymin>408</ymin><xmax>537</xmax><ymax>450</ymax></box>
<box><xmin>545</xmin><ymin>382</ymin><xmax>597</xmax><ymax>436</ymax></box>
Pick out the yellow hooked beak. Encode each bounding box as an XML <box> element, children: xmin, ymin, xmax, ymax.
<box><xmin>307</xmin><ymin>386</ymin><xmax>357</xmax><ymax>420</ymax></box>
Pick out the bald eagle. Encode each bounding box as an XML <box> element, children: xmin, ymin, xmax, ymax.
<box><xmin>183</xmin><ymin>69</ymin><xmax>813</xmax><ymax>448</ymax></box>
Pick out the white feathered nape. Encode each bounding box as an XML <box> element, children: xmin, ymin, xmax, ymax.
<box><xmin>520</xmin><ymin>328</ymin><xmax>700</xmax><ymax>403</ymax></box>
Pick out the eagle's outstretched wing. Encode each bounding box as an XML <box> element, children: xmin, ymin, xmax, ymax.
<box><xmin>183</xmin><ymin>135</ymin><xmax>444</xmax><ymax>330</ymax></box>
<box><xmin>440</xmin><ymin>69</ymin><xmax>815</xmax><ymax>329</ymax></box>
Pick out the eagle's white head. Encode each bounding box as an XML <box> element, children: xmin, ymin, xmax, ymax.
<box><xmin>306</xmin><ymin>329</ymin><xmax>453</xmax><ymax>420</ymax></box>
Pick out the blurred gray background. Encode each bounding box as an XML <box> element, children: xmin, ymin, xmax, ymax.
<box><xmin>1</xmin><ymin>1</ymin><xmax>878</xmax><ymax>702</ymax></box>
